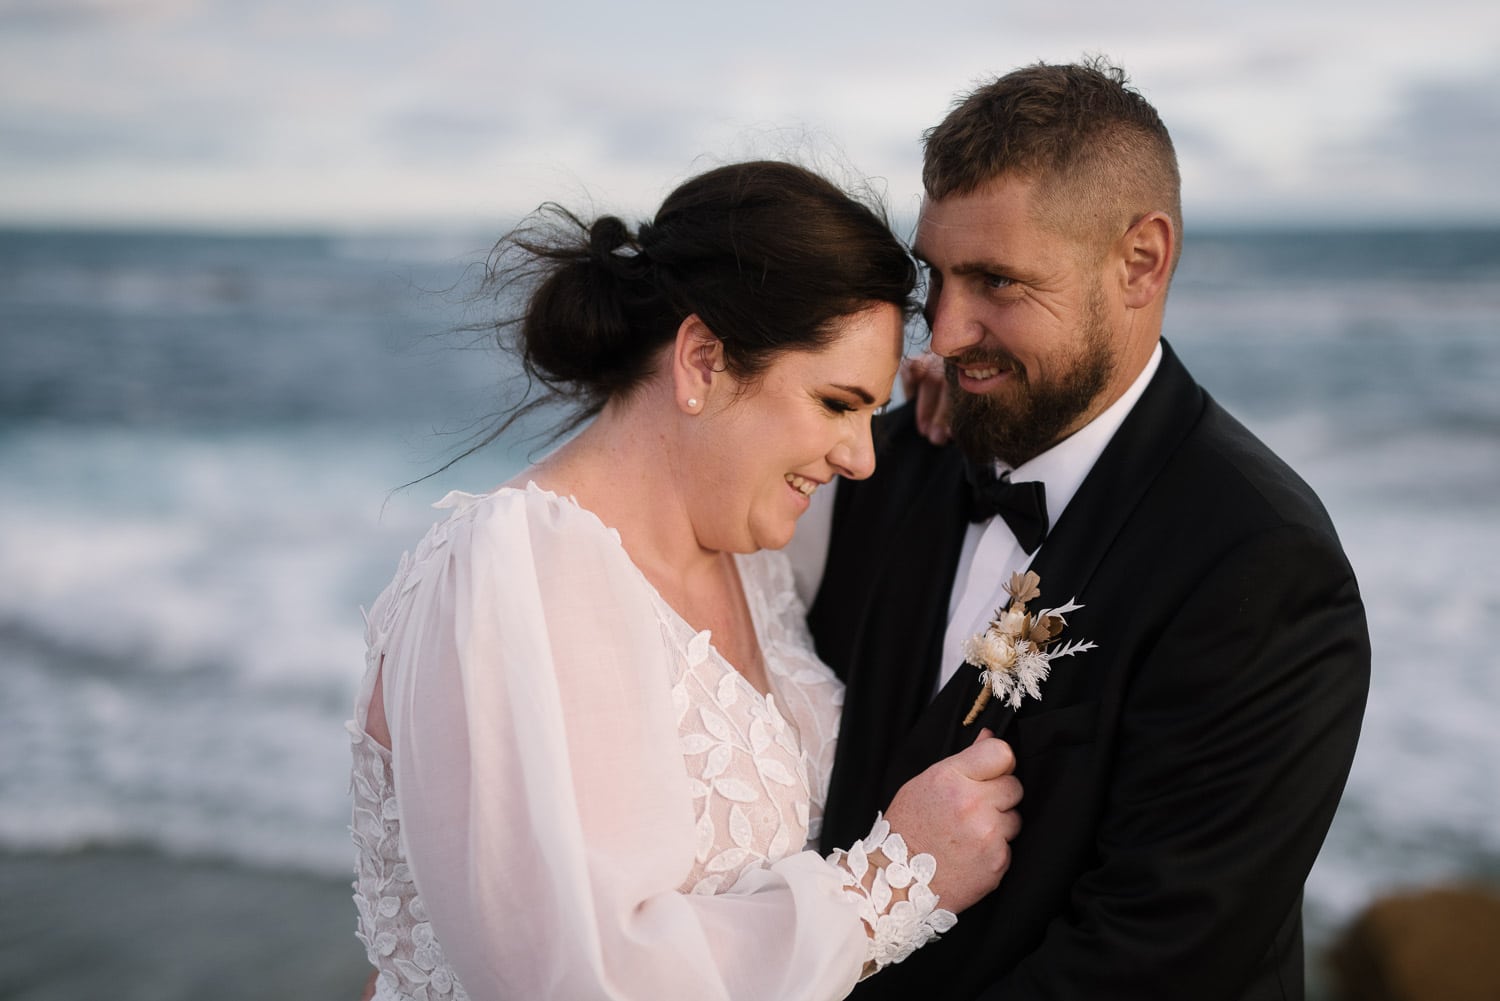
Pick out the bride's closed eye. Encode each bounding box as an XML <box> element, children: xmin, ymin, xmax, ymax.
<box><xmin>820</xmin><ymin>396</ymin><xmax>857</xmax><ymax>415</ymax></box>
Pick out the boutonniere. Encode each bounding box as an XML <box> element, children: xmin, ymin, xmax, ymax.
<box><xmin>962</xmin><ymin>571</ymin><xmax>1096</xmax><ymax>725</ymax></box>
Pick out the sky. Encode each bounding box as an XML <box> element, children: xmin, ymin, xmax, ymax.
<box><xmin>2</xmin><ymin>0</ymin><xmax>1498</xmax><ymax>232</ymax></box>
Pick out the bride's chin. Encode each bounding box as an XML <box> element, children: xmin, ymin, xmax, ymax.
<box><xmin>754</xmin><ymin>519</ymin><xmax>799</xmax><ymax>553</ymax></box>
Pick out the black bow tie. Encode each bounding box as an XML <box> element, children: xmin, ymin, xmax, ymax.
<box><xmin>964</xmin><ymin>460</ymin><xmax>1049</xmax><ymax>554</ymax></box>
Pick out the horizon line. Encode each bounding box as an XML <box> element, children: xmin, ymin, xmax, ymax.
<box><xmin>5</xmin><ymin>215</ymin><xmax>1500</xmax><ymax>240</ymax></box>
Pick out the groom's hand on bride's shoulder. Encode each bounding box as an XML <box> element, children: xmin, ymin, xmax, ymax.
<box><xmin>900</xmin><ymin>351</ymin><xmax>953</xmax><ymax>446</ymax></box>
<box><xmin>884</xmin><ymin>729</ymin><xmax>1023</xmax><ymax>912</ymax></box>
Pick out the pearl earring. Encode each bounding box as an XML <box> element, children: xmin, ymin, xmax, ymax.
<box><xmin>687</xmin><ymin>398</ymin><xmax>699</xmax><ymax>409</ymax></box>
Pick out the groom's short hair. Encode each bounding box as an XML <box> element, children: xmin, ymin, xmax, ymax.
<box><xmin>923</xmin><ymin>57</ymin><xmax>1183</xmax><ymax>271</ymax></box>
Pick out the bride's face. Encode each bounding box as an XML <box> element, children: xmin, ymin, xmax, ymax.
<box><xmin>690</xmin><ymin>302</ymin><xmax>904</xmax><ymax>553</ymax></box>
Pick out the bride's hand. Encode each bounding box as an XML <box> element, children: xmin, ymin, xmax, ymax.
<box><xmin>882</xmin><ymin>729</ymin><xmax>1022</xmax><ymax>913</ymax></box>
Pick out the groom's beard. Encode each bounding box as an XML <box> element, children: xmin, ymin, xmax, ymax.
<box><xmin>947</xmin><ymin>286</ymin><xmax>1115</xmax><ymax>468</ymax></box>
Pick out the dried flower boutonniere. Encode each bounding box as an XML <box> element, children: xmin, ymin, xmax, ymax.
<box><xmin>962</xmin><ymin>570</ymin><xmax>1096</xmax><ymax>725</ymax></box>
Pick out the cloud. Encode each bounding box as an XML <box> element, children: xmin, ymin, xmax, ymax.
<box><xmin>375</xmin><ymin>108</ymin><xmax>522</xmax><ymax>164</ymax></box>
<box><xmin>0</xmin><ymin>115</ymin><xmax>217</xmax><ymax>164</ymax></box>
<box><xmin>0</xmin><ymin>0</ymin><xmax>193</xmax><ymax>30</ymax></box>
<box><xmin>1371</xmin><ymin>66</ymin><xmax>1500</xmax><ymax>181</ymax></box>
<box><xmin>2</xmin><ymin>0</ymin><xmax>1498</xmax><ymax>227</ymax></box>
<box><xmin>0</xmin><ymin>106</ymin><xmax>250</xmax><ymax>165</ymax></box>
<box><xmin>1298</xmin><ymin>59</ymin><xmax>1500</xmax><ymax>221</ymax></box>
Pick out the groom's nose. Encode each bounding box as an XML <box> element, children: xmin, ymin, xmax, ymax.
<box><xmin>926</xmin><ymin>286</ymin><xmax>984</xmax><ymax>358</ymax></box>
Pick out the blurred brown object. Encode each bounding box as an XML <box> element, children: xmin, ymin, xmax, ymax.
<box><xmin>1328</xmin><ymin>884</ymin><xmax>1500</xmax><ymax>1001</ymax></box>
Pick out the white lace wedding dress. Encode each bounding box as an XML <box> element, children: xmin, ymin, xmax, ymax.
<box><xmin>349</xmin><ymin>485</ymin><xmax>950</xmax><ymax>1001</ymax></box>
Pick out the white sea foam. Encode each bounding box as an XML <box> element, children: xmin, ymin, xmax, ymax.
<box><xmin>0</xmin><ymin>425</ymin><xmax>505</xmax><ymax>874</ymax></box>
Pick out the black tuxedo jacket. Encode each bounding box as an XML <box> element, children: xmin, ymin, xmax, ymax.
<box><xmin>811</xmin><ymin>342</ymin><xmax>1369</xmax><ymax>1001</ymax></box>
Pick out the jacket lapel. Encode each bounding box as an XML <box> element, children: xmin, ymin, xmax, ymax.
<box><xmin>1027</xmin><ymin>341</ymin><xmax>1204</xmax><ymax>608</ymax></box>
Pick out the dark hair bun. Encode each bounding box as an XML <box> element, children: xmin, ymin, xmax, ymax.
<box><xmin>588</xmin><ymin>215</ymin><xmax>633</xmax><ymax>262</ymax></box>
<box><xmin>504</xmin><ymin>211</ymin><xmax>656</xmax><ymax>406</ymax></box>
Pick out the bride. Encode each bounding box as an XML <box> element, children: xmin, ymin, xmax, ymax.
<box><xmin>348</xmin><ymin>161</ymin><xmax>1022</xmax><ymax>1000</ymax></box>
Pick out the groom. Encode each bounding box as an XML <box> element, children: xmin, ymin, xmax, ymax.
<box><xmin>807</xmin><ymin>60</ymin><xmax>1370</xmax><ymax>999</ymax></box>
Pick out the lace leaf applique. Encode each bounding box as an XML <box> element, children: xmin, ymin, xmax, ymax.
<box><xmin>756</xmin><ymin>757</ymin><xmax>798</xmax><ymax>787</ymax></box>
<box><xmin>698</xmin><ymin>706</ymin><xmax>735</xmax><ymax>743</ymax></box>
<box><xmin>685</xmin><ymin>630</ymin><xmax>712</xmax><ymax>666</ymax></box>
<box><xmin>711</xmin><ymin>778</ymin><xmax>760</xmax><ymax>803</ymax></box>
<box><xmin>704</xmin><ymin>847</ymin><xmax>754</xmax><ymax>873</ymax></box>
<box><xmin>680</xmin><ymin>733</ymin><xmax>715</xmax><ymax>755</ymax></box>
<box><xmin>715</xmin><ymin>671</ymin><xmax>740</xmax><ymax>707</ymax></box>
<box><xmin>702</xmin><ymin>744</ymin><xmax>733</xmax><ymax>780</ymax></box>
<box><xmin>827</xmin><ymin>812</ymin><xmax>959</xmax><ymax>976</ymax></box>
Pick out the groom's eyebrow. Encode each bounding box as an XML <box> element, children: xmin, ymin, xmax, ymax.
<box><xmin>912</xmin><ymin>248</ymin><xmax>1010</xmax><ymax>277</ymax></box>
<box><xmin>948</xmin><ymin>257</ymin><xmax>1017</xmax><ymax>277</ymax></box>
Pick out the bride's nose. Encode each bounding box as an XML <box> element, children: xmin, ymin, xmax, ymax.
<box><xmin>829</xmin><ymin>422</ymin><xmax>877</xmax><ymax>481</ymax></box>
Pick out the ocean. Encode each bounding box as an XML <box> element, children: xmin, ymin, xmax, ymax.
<box><xmin>1</xmin><ymin>226</ymin><xmax>1497</xmax><ymax>999</ymax></box>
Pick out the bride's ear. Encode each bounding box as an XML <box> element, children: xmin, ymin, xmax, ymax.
<box><xmin>671</xmin><ymin>314</ymin><xmax>725</xmax><ymax>415</ymax></box>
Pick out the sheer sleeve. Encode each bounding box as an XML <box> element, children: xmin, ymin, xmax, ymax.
<box><xmin>376</xmin><ymin>486</ymin><xmax>873</xmax><ymax>1000</ymax></box>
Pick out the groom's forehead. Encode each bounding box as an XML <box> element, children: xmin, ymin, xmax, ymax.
<box><xmin>914</xmin><ymin>206</ymin><xmax>1057</xmax><ymax>274</ymax></box>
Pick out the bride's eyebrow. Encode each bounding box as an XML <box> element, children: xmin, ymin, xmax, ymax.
<box><xmin>827</xmin><ymin>383</ymin><xmax>876</xmax><ymax>405</ymax></box>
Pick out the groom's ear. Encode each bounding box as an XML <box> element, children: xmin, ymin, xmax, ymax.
<box><xmin>1116</xmin><ymin>211</ymin><xmax>1175</xmax><ymax>310</ymax></box>
<box><xmin>670</xmin><ymin>314</ymin><xmax>726</xmax><ymax>413</ymax></box>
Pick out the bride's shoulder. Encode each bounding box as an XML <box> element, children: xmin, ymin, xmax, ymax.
<box><xmin>366</xmin><ymin>482</ymin><xmax>634</xmax><ymax>644</ymax></box>
<box><xmin>431</xmin><ymin>481</ymin><xmax>621</xmax><ymax>553</ymax></box>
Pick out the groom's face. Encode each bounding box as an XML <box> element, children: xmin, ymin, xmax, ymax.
<box><xmin>914</xmin><ymin>174</ymin><xmax>1120</xmax><ymax>467</ymax></box>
